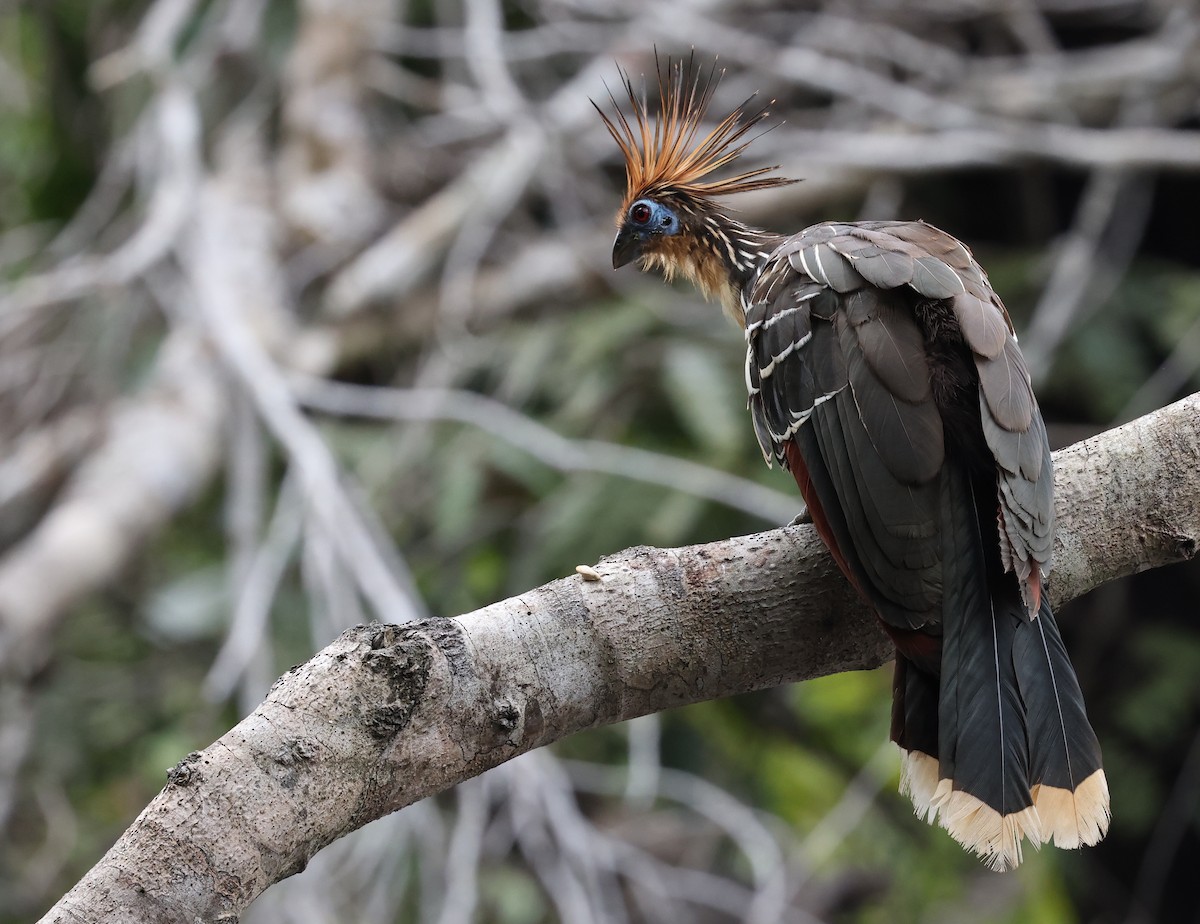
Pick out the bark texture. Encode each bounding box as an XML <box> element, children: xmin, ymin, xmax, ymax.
<box><xmin>39</xmin><ymin>393</ymin><xmax>1200</xmax><ymax>923</ymax></box>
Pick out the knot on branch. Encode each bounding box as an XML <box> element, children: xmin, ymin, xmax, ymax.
<box><xmin>360</xmin><ymin>624</ymin><xmax>438</xmax><ymax>739</ymax></box>
<box><xmin>165</xmin><ymin>751</ymin><xmax>205</xmax><ymax>787</ymax></box>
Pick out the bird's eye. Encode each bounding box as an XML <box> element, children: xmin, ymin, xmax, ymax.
<box><xmin>630</xmin><ymin>202</ymin><xmax>652</xmax><ymax>225</ymax></box>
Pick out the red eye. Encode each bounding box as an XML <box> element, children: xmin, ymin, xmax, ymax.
<box><xmin>630</xmin><ymin>203</ymin><xmax>652</xmax><ymax>225</ymax></box>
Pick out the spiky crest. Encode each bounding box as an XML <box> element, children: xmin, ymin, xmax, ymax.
<box><xmin>594</xmin><ymin>54</ymin><xmax>797</xmax><ymax>221</ymax></box>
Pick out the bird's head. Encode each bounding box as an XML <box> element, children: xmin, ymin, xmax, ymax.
<box><xmin>595</xmin><ymin>56</ymin><xmax>797</xmax><ymax>313</ymax></box>
<box><xmin>611</xmin><ymin>196</ymin><xmax>685</xmax><ymax>270</ymax></box>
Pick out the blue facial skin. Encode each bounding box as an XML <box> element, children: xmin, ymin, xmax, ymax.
<box><xmin>612</xmin><ymin>198</ymin><xmax>681</xmax><ymax>268</ymax></box>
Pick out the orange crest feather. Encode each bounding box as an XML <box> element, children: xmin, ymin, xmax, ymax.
<box><xmin>594</xmin><ymin>55</ymin><xmax>796</xmax><ymax>219</ymax></box>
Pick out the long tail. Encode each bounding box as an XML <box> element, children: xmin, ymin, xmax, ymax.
<box><xmin>895</xmin><ymin>467</ymin><xmax>1109</xmax><ymax>870</ymax></box>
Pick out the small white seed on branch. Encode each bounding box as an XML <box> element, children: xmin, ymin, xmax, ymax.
<box><xmin>575</xmin><ymin>564</ymin><xmax>602</xmax><ymax>582</ymax></box>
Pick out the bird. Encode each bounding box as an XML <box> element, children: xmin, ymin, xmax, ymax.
<box><xmin>596</xmin><ymin>57</ymin><xmax>1110</xmax><ymax>871</ymax></box>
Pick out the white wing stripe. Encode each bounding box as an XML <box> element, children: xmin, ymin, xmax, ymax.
<box><xmin>766</xmin><ymin>387</ymin><xmax>845</xmax><ymax>441</ymax></box>
<box><xmin>759</xmin><ymin>331</ymin><xmax>813</xmax><ymax>379</ymax></box>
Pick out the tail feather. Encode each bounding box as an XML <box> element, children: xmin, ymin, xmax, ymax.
<box><xmin>898</xmin><ymin>745</ymin><xmax>943</xmax><ymax>824</ymax></box>
<box><xmin>1014</xmin><ymin>601</ymin><xmax>1111</xmax><ymax>848</ymax></box>
<box><xmin>939</xmin><ymin>793</ymin><xmax>1041</xmax><ymax>872</ymax></box>
<box><xmin>935</xmin><ymin>479</ymin><xmax>1038</xmax><ymax>870</ymax></box>
<box><xmin>936</xmin><ymin>469</ymin><xmax>1035</xmax><ymax>860</ymax></box>
<box><xmin>888</xmin><ymin>464</ymin><xmax>1110</xmax><ymax>871</ymax></box>
<box><xmin>894</xmin><ymin>655</ymin><xmax>942</xmax><ymax>822</ymax></box>
<box><xmin>1031</xmin><ymin>772</ymin><xmax>1110</xmax><ymax>849</ymax></box>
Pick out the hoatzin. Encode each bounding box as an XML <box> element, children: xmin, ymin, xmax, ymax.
<box><xmin>597</xmin><ymin>60</ymin><xmax>1109</xmax><ymax>871</ymax></box>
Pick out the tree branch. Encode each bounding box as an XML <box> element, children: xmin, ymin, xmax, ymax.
<box><xmin>37</xmin><ymin>394</ymin><xmax>1200</xmax><ymax>923</ymax></box>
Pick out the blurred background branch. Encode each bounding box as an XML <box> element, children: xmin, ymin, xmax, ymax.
<box><xmin>2</xmin><ymin>0</ymin><xmax>1199</xmax><ymax>922</ymax></box>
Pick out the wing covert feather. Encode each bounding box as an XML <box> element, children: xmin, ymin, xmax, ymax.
<box><xmin>846</xmin><ymin>289</ymin><xmax>932</xmax><ymax>405</ymax></box>
<box><xmin>747</xmin><ymin>219</ymin><xmax>1054</xmax><ymax>623</ymax></box>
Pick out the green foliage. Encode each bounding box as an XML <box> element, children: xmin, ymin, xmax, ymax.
<box><xmin>1115</xmin><ymin>629</ymin><xmax>1200</xmax><ymax>746</ymax></box>
<box><xmin>1045</xmin><ymin>262</ymin><xmax>1200</xmax><ymax>420</ymax></box>
<box><xmin>662</xmin><ymin>340</ymin><xmax>745</xmax><ymax>461</ymax></box>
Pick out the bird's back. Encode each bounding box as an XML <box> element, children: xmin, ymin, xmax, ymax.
<box><xmin>743</xmin><ymin>219</ymin><xmax>1107</xmax><ymax>870</ymax></box>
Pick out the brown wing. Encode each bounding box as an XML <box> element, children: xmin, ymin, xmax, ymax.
<box><xmin>745</xmin><ymin>220</ymin><xmax>1054</xmax><ymax>620</ymax></box>
<box><xmin>745</xmin><ymin>221</ymin><xmax>1105</xmax><ymax>868</ymax></box>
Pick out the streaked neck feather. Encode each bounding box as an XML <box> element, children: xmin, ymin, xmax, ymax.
<box><xmin>645</xmin><ymin>214</ymin><xmax>778</xmax><ymax>327</ymax></box>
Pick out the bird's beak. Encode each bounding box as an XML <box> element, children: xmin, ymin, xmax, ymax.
<box><xmin>612</xmin><ymin>227</ymin><xmax>643</xmax><ymax>269</ymax></box>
